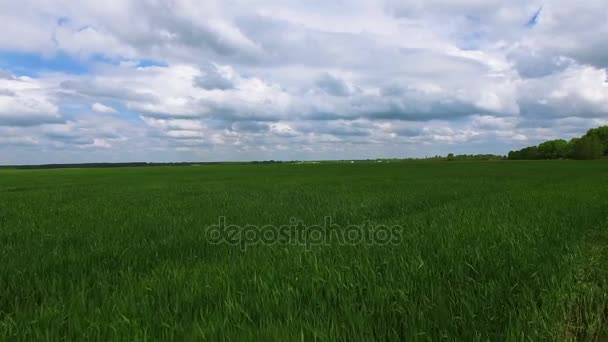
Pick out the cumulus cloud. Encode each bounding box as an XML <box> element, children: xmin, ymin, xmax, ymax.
<box><xmin>315</xmin><ymin>73</ymin><xmax>352</xmax><ymax>97</ymax></box>
<box><xmin>0</xmin><ymin>0</ymin><xmax>607</xmax><ymax>163</ymax></box>
<box><xmin>519</xmin><ymin>65</ymin><xmax>608</xmax><ymax>119</ymax></box>
<box><xmin>194</xmin><ymin>65</ymin><xmax>235</xmax><ymax>90</ymax></box>
<box><xmin>0</xmin><ymin>70</ymin><xmax>15</xmax><ymax>80</ymax></box>
<box><xmin>92</xmin><ymin>102</ymin><xmax>117</xmax><ymax>113</ymax></box>
<box><xmin>0</xmin><ymin>74</ymin><xmax>63</xmax><ymax>126</ymax></box>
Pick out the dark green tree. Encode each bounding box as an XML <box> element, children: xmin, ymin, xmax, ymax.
<box><xmin>537</xmin><ymin>139</ymin><xmax>570</xmax><ymax>159</ymax></box>
<box><xmin>572</xmin><ymin>135</ymin><xmax>604</xmax><ymax>160</ymax></box>
<box><xmin>508</xmin><ymin>125</ymin><xmax>608</xmax><ymax>160</ymax></box>
<box><xmin>521</xmin><ymin>146</ymin><xmax>540</xmax><ymax>160</ymax></box>
<box><xmin>584</xmin><ymin>126</ymin><xmax>608</xmax><ymax>156</ymax></box>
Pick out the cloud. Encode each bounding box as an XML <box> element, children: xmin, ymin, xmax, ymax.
<box><xmin>0</xmin><ymin>70</ymin><xmax>15</xmax><ymax>80</ymax></box>
<box><xmin>315</xmin><ymin>73</ymin><xmax>352</xmax><ymax>97</ymax></box>
<box><xmin>194</xmin><ymin>65</ymin><xmax>235</xmax><ymax>90</ymax></box>
<box><xmin>92</xmin><ymin>102</ymin><xmax>117</xmax><ymax>113</ymax></box>
<box><xmin>0</xmin><ymin>74</ymin><xmax>63</xmax><ymax>126</ymax></box>
<box><xmin>518</xmin><ymin>65</ymin><xmax>608</xmax><ymax>119</ymax></box>
<box><xmin>59</xmin><ymin>79</ymin><xmax>159</xmax><ymax>103</ymax></box>
<box><xmin>231</xmin><ymin>121</ymin><xmax>269</xmax><ymax>133</ymax></box>
<box><xmin>0</xmin><ymin>0</ymin><xmax>607</xmax><ymax>163</ymax></box>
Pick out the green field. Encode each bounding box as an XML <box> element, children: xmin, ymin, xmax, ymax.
<box><xmin>1</xmin><ymin>161</ymin><xmax>607</xmax><ymax>340</ymax></box>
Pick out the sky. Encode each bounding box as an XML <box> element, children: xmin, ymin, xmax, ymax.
<box><xmin>1</xmin><ymin>1</ymin><xmax>607</xmax><ymax>164</ymax></box>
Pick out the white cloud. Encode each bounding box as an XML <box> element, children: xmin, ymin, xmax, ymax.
<box><xmin>92</xmin><ymin>103</ymin><xmax>117</xmax><ymax>113</ymax></box>
<box><xmin>0</xmin><ymin>0</ymin><xmax>607</xmax><ymax>163</ymax></box>
<box><xmin>519</xmin><ymin>65</ymin><xmax>608</xmax><ymax>118</ymax></box>
<box><xmin>0</xmin><ymin>75</ymin><xmax>63</xmax><ymax>126</ymax></box>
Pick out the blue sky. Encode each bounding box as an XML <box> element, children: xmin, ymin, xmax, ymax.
<box><xmin>0</xmin><ymin>0</ymin><xmax>607</xmax><ymax>164</ymax></box>
<box><xmin>0</xmin><ymin>50</ymin><xmax>168</xmax><ymax>76</ymax></box>
<box><xmin>0</xmin><ymin>51</ymin><xmax>89</xmax><ymax>76</ymax></box>
<box><xmin>526</xmin><ymin>6</ymin><xmax>543</xmax><ymax>27</ymax></box>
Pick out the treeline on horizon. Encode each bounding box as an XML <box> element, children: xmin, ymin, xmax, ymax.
<box><xmin>431</xmin><ymin>154</ymin><xmax>505</xmax><ymax>161</ymax></box>
<box><xmin>3</xmin><ymin>127</ymin><xmax>607</xmax><ymax>170</ymax></box>
<box><xmin>1</xmin><ymin>157</ymin><xmax>505</xmax><ymax>170</ymax></box>
<box><xmin>0</xmin><ymin>162</ymin><xmax>229</xmax><ymax>170</ymax></box>
<box><xmin>508</xmin><ymin>126</ymin><xmax>608</xmax><ymax>160</ymax></box>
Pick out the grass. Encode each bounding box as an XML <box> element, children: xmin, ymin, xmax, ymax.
<box><xmin>0</xmin><ymin>160</ymin><xmax>607</xmax><ymax>340</ymax></box>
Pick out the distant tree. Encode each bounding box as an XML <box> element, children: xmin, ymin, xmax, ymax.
<box><xmin>572</xmin><ymin>135</ymin><xmax>604</xmax><ymax>160</ymax></box>
<box><xmin>537</xmin><ymin>139</ymin><xmax>570</xmax><ymax>159</ymax></box>
<box><xmin>521</xmin><ymin>146</ymin><xmax>540</xmax><ymax>160</ymax></box>
<box><xmin>507</xmin><ymin>125</ymin><xmax>608</xmax><ymax>160</ymax></box>
<box><xmin>445</xmin><ymin>154</ymin><xmax>504</xmax><ymax>161</ymax></box>
<box><xmin>584</xmin><ymin>126</ymin><xmax>608</xmax><ymax>156</ymax></box>
<box><xmin>567</xmin><ymin>137</ymin><xmax>580</xmax><ymax>159</ymax></box>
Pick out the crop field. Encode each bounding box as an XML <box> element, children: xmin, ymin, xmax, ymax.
<box><xmin>0</xmin><ymin>160</ymin><xmax>607</xmax><ymax>340</ymax></box>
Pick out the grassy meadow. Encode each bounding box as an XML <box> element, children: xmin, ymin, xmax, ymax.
<box><xmin>0</xmin><ymin>160</ymin><xmax>607</xmax><ymax>340</ymax></box>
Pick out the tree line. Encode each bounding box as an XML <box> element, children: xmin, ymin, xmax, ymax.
<box><xmin>508</xmin><ymin>126</ymin><xmax>608</xmax><ymax>160</ymax></box>
<box><xmin>445</xmin><ymin>154</ymin><xmax>505</xmax><ymax>161</ymax></box>
<box><xmin>2</xmin><ymin>162</ymin><xmax>234</xmax><ymax>170</ymax></box>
